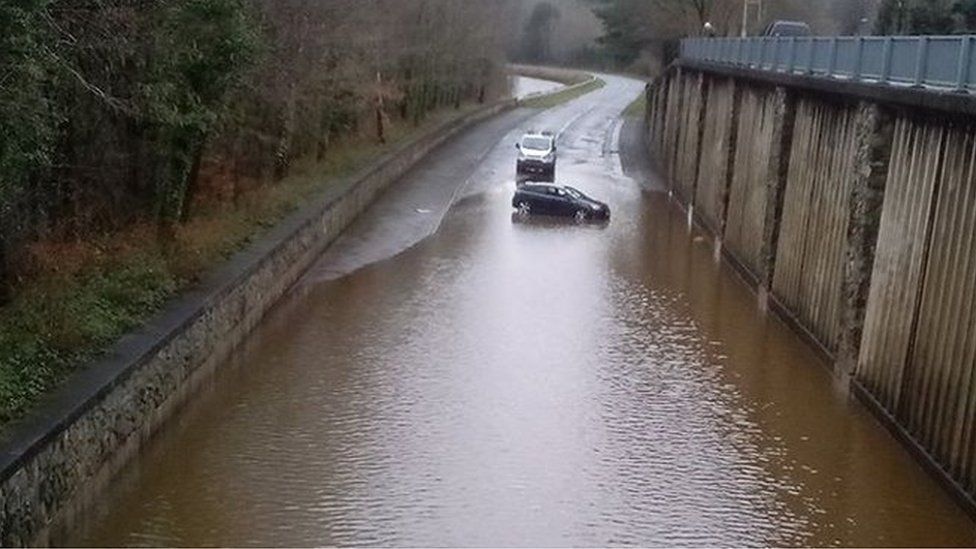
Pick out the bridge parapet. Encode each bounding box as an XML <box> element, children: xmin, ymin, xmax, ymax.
<box><xmin>682</xmin><ymin>35</ymin><xmax>976</xmax><ymax>93</ymax></box>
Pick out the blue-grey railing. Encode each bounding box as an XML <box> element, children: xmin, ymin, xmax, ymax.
<box><xmin>681</xmin><ymin>35</ymin><xmax>976</xmax><ymax>93</ymax></box>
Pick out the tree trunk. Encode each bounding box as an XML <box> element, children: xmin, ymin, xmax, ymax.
<box><xmin>375</xmin><ymin>71</ymin><xmax>386</xmax><ymax>143</ymax></box>
<box><xmin>179</xmin><ymin>142</ymin><xmax>206</xmax><ymax>224</ymax></box>
<box><xmin>376</xmin><ymin>104</ymin><xmax>386</xmax><ymax>143</ymax></box>
<box><xmin>318</xmin><ymin>106</ymin><xmax>332</xmax><ymax>161</ymax></box>
<box><xmin>317</xmin><ymin>132</ymin><xmax>330</xmax><ymax>161</ymax></box>
<box><xmin>0</xmin><ymin>239</ymin><xmax>9</xmax><ymax>306</ymax></box>
<box><xmin>154</xmin><ymin>133</ymin><xmax>196</xmax><ymax>243</ymax></box>
<box><xmin>274</xmin><ymin>85</ymin><xmax>297</xmax><ymax>181</ymax></box>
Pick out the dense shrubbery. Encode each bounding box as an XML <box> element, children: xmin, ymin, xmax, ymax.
<box><xmin>0</xmin><ymin>0</ymin><xmax>513</xmax><ymax>424</ymax></box>
<box><xmin>877</xmin><ymin>0</ymin><xmax>976</xmax><ymax>34</ymax></box>
<box><xmin>1</xmin><ymin>0</ymin><xmax>261</xmax><ymax>266</ymax></box>
<box><xmin>0</xmin><ymin>0</ymin><xmax>512</xmax><ymax>296</ymax></box>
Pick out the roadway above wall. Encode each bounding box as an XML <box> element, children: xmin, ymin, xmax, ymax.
<box><xmin>678</xmin><ymin>58</ymin><xmax>976</xmax><ymax>117</ymax></box>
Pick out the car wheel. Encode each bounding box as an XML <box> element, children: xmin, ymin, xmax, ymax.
<box><xmin>518</xmin><ymin>202</ymin><xmax>531</xmax><ymax>216</ymax></box>
<box><xmin>575</xmin><ymin>209</ymin><xmax>588</xmax><ymax>222</ymax></box>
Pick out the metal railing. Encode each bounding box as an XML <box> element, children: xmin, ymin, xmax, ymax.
<box><xmin>681</xmin><ymin>35</ymin><xmax>976</xmax><ymax>93</ymax></box>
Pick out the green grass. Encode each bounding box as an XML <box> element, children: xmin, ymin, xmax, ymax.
<box><xmin>520</xmin><ymin>77</ymin><xmax>606</xmax><ymax>109</ymax></box>
<box><xmin>508</xmin><ymin>65</ymin><xmax>591</xmax><ymax>86</ymax></box>
<box><xmin>0</xmin><ymin>103</ymin><xmax>482</xmax><ymax>430</ymax></box>
<box><xmin>622</xmin><ymin>93</ymin><xmax>646</xmax><ymax>118</ymax></box>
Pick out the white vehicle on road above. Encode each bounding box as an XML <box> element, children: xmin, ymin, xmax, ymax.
<box><xmin>516</xmin><ymin>131</ymin><xmax>556</xmax><ymax>182</ymax></box>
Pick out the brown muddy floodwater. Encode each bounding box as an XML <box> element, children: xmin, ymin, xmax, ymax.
<box><xmin>62</xmin><ymin>75</ymin><xmax>976</xmax><ymax>547</ymax></box>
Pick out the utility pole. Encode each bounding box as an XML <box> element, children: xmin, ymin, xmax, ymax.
<box><xmin>896</xmin><ymin>0</ymin><xmax>906</xmax><ymax>34</ymax></box>
<box><xmin>741</xmin><ymin>0</ymin><xmax>763</xmax><ymax>37</ymax></box>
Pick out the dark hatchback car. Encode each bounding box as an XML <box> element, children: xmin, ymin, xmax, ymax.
<box><xmin>761</xmin><ymin>20</ymin><xmax>812</xmax><ymax>37</ymax></box>
<box><xmin>512</xmin><ymin>183</ymin><xmax>610</xmax><ymax>221</ymax></box>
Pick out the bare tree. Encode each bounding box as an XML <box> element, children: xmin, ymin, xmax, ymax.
<box><xmin>0</xmin><ymin>0</ymin><xmax>516</xmax><ymax>289</ymax></box>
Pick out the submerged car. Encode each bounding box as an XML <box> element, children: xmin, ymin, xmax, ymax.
<box><xmin>516</xmin><ymin>131</ymin><xmax>556</xmax><ymax>181</ymax></box>
<box><xmin>512</xmin><ymin>183</ymin><xmax>609</xmax><ymax>221</ymax></box>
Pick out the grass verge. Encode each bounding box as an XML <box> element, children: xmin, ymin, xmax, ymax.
<box><xmin>508</xmin><ymin>64</ymin><xmax>592</xmax><ymax>86</ymax></box>
<box><xmin>520</xmin><ymin>78</ymin><xmax>606</xmax><ymax>109</ymax></box>
<box><xmin>0</xmin><ymin>104</ymin><xmax>483</xmax><ymax>430</ymax></box>
<box><xmin>623</xmin><ymin>92</ymin><xmax>646</xmax><ymax>118</ymax></box>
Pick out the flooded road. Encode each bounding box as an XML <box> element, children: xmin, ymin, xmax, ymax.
<box><xmin>64</xmin><ymin>75</ymin><xmax>976</xmax><ymax>546</ymax></box>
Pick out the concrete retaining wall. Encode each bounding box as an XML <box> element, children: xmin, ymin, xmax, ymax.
<box><xmin>723</xmin><ymin>85</ymin><xmax>787</xmax><ymax>281</ymax></box>
<box><xmin>675</xmin><ymin>73</ymin><xmax>705</xmax><ymax>202</ymax></box>
<box><xmin>859</xmin><ymin>116</ymin><xmax>976</xmax><ymax>494</ymax></box>
<box><xmin>857</xmin><ymin>115</ymin><xmax>945</xmax><ymax>413</ymax></box>
<box><xmin>772</xmin><ymin>97</ymin><xmax>860</xmax><ymax>354</ymax></box>
<box><xmin>646</xmin><ymin>64</ymin><xmax>976</xmax><ymax>514</ymax></box>
<box><xmin>694</xmin><ymin>77</ymin><xmax>736</xmax><ymax>233</ymax></box>
<box><xmin>0</xmin><ymin>97</ymin><xmax>523</xmax><ymax>546</ymax></box>
<box><xmin>658</xmin><ymin>73</ymin><xmax>684</xmax><ymax>181</ymax></box>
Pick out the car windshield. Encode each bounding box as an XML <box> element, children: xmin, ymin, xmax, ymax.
<box><xmin>521</xmin><ymin>136</ymin><xmax>551</xmax><ymax>151</ymax></box>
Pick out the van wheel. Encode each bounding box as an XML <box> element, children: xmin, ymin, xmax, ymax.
<box><xmin>518</xmin><ymin>202</ymin><xmax>531</xmax><ymax>216</ymax></box>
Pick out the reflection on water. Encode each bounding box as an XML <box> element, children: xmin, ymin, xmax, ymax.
<box><xmin>61</xmin><ymin>76</ymin><xmax>976</xmax><ymax>547</ymax></box>
<box><xmin>509</xmin><ymin>212</ymin><xmax>610</xmax><ymax>228</ymax></box>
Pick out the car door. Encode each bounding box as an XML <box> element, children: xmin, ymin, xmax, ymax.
<box><xmin>527</xmin><ymin>186</ymin><xmax>551</xmax><ymax>213</ymax></box>
<box><xmin>551</xmin><ymin>188</ymin><xmax>575</xmax><ymax>216</ymax></box>
<box><xmin>538</xmin><ymin>187</ymin><xmax>561</xmax><ymax>215</ymax></box>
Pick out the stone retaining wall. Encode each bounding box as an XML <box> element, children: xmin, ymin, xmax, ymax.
<box><xmin>0</xmin><ymin>97</ymin><xmax>527</xmax><ymax>546</ymax></box>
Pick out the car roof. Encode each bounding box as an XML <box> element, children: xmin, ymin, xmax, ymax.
<box><xmin>522</xmin><ymin>131</ymin><xmax>554</xmax><ymax>138</ymax></box>
<box><xmin>521</xmin><ymin>182</ymin><xmax>572</xmax><ymax>190</ymax></box>
<box><xmin>764</xmin><ymin>20</ymin><xmax>811</xmax><ymax>35</ymax></box>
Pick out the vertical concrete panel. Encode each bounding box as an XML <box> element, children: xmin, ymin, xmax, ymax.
<box><xmin>674</xmin><ymin>72</ymin><xmax>705</xmax><ymax>203</ymax></box>
<box><xmin>856</xmin><ymin>117</ymin><xmax>942</xmax><ymax>412</ymax></box>
<box><xmin>903</xmin><ymin>122</ymin><xmax>976</xmax><ymax>494</ymax></box>
<box><xmin>772</xmin><ymin>98</ymin><xmax>858</xmax><ymax>352</ymax></box>
<box><xmin>724</xmin><ymin>86</ymin><xmax>778</xmax><ymax>276</ymax></box>
<box><xmin>648</xmin><ymin>81</ymin><xmax>667</xmax><ymax>161</ymax></box>
<box><xmin>646</xmin><ymin>85</ymin><xmax>658</xmax><ymax>157</ymax></box>
<box><xmin>773</xmin><ymin>101</ymin><xmax>818</xmax><ymax>318</ymax></box>
<box><xmin>812</xmin><ymin>108</ymin><xmax>859</xmax><ymax>352</ymax></box>
<box><xmin>656</xmin><ymin>83</ymin><xmax>668</xmax><ymax>152</ymax></box>
<box><xmin>662</xmin><ymin>74</ymin><xmax>685</xmax><ymax>182</ymax></box>
<box><xmin>694</xmin><ymin>78</ymin><xmax>737</xmax><ymax>232</ymax></box>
